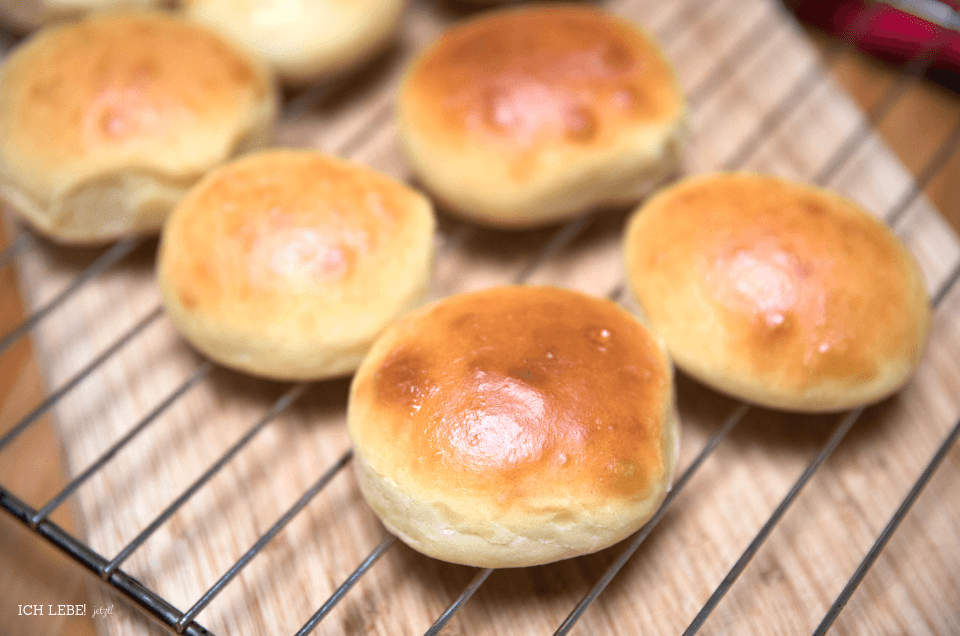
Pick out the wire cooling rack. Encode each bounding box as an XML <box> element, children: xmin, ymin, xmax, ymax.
<box><xmin>2</xmin><ymin>0</ymin><xmax>960</xmax><ymax>634</ymax></box>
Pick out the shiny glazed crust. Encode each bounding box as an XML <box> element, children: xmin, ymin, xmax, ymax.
<box><xmin>0</xmin><ymin>12</ymin><xmax>277</xmax><ymax>243</ymax></box>
<box><xmin>397</xmin><ymin>5</ymin><xmax>687</xmax><ymax>228</ymax></box>
<box><xmin>348</xmin><ymin>286</ymin><xmax>679</xmax><ymax>567</ymax></box>
<box><xmin>181</xmin><ymin>0</ymin><xmax>406</xmax><ymax>85</ymax></box>
<box><xmin>158</xmin><ymin>150</ymin><xmax>436</xmax><ymax>381</ymax></box>
<box><xmin>624</xmin><ymin>172</ymin><xmax>932</xmax><ymax>412</ymax></box>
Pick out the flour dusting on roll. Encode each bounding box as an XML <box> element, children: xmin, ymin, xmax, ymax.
<box><xmin>624</xmin><ymin>172</ymin><xmax>931</xmax><ymax>412</ymax></box>
<box><xmin>397</xmin><ymin>5</ymin><xmax>687</xmax><ymax>228</ymax></box>
<box><xmin>348</xmin><ymin>286</ymin><xmax>679</xmax><ymax>568</ymax></box>
<box><xmin>0</xmin><ymin>12</ymin><xmax>276</xmax><ymax>243</ymax></box>
<box><xmin>158</xmin><ymin>149</ymin><xmax>435</xmax><ymax>381</ymax></box>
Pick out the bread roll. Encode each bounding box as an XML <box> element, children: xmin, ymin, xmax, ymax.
<box><xmin>0</xmin><ymin>12</ymin><xmax>276</xmax><ymax>243</ymax></box>
<box><xmin>0</xmin><ymin>0</ymin><xmax>162</xmax><ymax>32</ymax></box>
<box><xmin>348</xmin><ymin>286</ymin><xmax>679</xmax><ymax>568</ymax></box>
<box><xmin>158</xmin><ymin>149</ymin><xmax>436</xmax><ymax>381</ymax></box>
<box><xmin>180</xmin><ymin>0</ymin><xmax>406</xmax><ymax>85</ymax></box>
<box><xmin>624</xmin><ymin>173</ymin><xmax>931</xmax><ymax>412</ymax></box>
<box><xmin>397</xmin><ymin>6</ymin><xmax>687</xmax><ymax>228</ymax></box>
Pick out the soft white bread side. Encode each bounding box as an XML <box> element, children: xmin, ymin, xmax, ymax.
<box><xmin>624</xmin><ymin>172</ymin><xmax>932</xmax><ymax>412</ymax></box>
<box><xmin>181</xmin><ymin>0</ymin><xmax>406</xmax><ymax>85</ymax></box>
<box><xmin>0</xmin><ymin>12</ymin><xmax>277</xmax><ymax>243</ymax></box>
<box><xmin>397</xmin><ymin>6</ymin><xmax>687</xmax><ymax>228</ymax></box>
<box><xmin>348</xmin><ymin>286</ymin><xmax>679</xmax><ymax>568</ymax></box>
<box><xmin>158</xmin><ymin>149</ymin><xmax>436</xmax><ymax>381</ymax></box>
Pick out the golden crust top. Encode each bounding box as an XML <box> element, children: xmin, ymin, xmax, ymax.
<box><xmin>400</xmin><ymin>6</ymin><xmax>684</xmax><ymax>170</ymax></box>
<box><xmin>0</xmin><ymin>12</ymin><xmax>273</xmax><ymax>196</ymax></box>
<box><xmin>160</xmin><ymin>150</ymin><xmax>429</xmax><ymax>327</ymax></box>
<box><xmin>349</xmin><ymin>286</ymin><xmax>675</xmax><ymax>511</ymax></box>
<box><xmin>625</xmin><ymin>173</ymin><xmax>931</xmax><ymax>410</ymax></box>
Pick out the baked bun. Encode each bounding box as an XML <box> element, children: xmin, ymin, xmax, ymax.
<box><xmin>180</xmin><ymin>0</ymin><xmax>406</xmax><ymax>85</ymax></box>
<box><xmin>348</xmin><ymin>286</ymin><xmax>679</xmax><ymax>568</ymax></box>
<box><xmin>158</xmin><ymin>149</ymin><xmax>435</xmax><ymax>381</ymax></box>
<box><xmin>0</xmin><ymin>13</ymin><xmax>276</xmax><ymax>244</ymax></box>
<box><xmin>0</xmin><ymin>0</ymin><xmax>162</xmax><ymax>32</ymax></box>
<box><xmin>624</xmin><ymin>173</ymin><xmax>931</xmax><ymax>412</ymax></box>
<box><xmin>397</xmin><ymin>6</ymin><xmax>687</xmax><ymax>228</ymax></box>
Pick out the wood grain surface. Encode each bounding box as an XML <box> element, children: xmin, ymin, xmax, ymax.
<box><xmin>2</xmin><ymin>1</ymin><xmax>960</xmax><ymax>636</ymax></box>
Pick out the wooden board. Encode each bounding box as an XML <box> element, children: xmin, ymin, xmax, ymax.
<box><xmin>3</xmin><ymin>0</ymin><xmax>960</xmax><ymax>635</ymax></box>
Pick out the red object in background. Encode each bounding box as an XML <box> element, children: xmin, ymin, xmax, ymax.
<box><xmin>789</xmin><ymin>0</ymin><xmax>960</xmax><ymax>80</ymax></box>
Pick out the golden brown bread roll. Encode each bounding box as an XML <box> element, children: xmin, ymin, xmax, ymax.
<box><xmin>397</xmin><ymin>5</ymin><xmax>687</xmax><ymax>228</ymax></box>
<box><xmin>158</xmin><ymin>149</ymin><xmax>436</xmax><ymax>381</ymax></box>
<box><xmin>624</xmin><ymin>173</ymin><xmax>931</xmax><ymax>412</ymax></box>
<box><xmin>180</xmin><ymin>0</ymin><xmax>406</xmax><ymax>85</ymax></box>
<box><xmin>0</xmin><ymin>12</ymin><xmax>277</xmax><ymax>244</ymax></box>
<box><xmin>0</xmin><ymin>0</ymin><xmax>162</xmax><ymax>32</ymax></box>
<box><xmin>348</xmin><ymin>286</ymin><xmax>679</xmax><ymax>568</ymax></box>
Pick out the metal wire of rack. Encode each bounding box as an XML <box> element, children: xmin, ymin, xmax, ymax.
<box><xmin>1</xmin><ymin>0</ymin><xmax>959</xmax><ymax>634</ymax></box>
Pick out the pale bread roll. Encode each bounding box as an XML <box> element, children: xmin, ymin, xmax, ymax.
<box><xmin>348</xmin><ymin>286</ymin><xmax>679</xmax><ymax>568</ymax></box>
<box><xmin>180</xmin><ymin>0</ymin><xmax>406</xmax><ymax>85</ymax></box>
<box><xmin>624</xmin><ymin>173</ymin><xmax>931</xmax><ymax>412</ymax></box>
<box><xmin>0</xmin><ymin>0</ymin><xmax>163</xmax><ymax>32</ymax></box>
<box><xmin>0</xmin><ymin>12</ymin><xmax>277</xmax><ymax>244</ymax></box>
<box><xmin>397</xmin><ymin>5</ymin><xmax>687</xmax><ymax>228</ymax></box>
<box><xmin>158</xmin><ymin>149</ymin><xmax>436</xmax><ymax>381</ymax></box>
